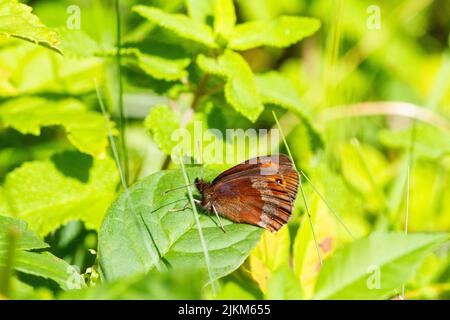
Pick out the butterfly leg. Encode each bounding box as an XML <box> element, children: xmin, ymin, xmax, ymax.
<box><xmin>168</xmin><ymin>202</ymin><xmax>190</xmax><ymax>212</ymax></box>
<box><xmin>212</xmin><ymin>204</ymin><xmax>226</xmax><ymax>233</ymax></box>
<box><xmin>169</xmin><ymin>198</ymin><xmax>202</xmax><ymax>212</ymax></box>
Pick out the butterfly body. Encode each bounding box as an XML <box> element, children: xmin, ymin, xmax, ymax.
<box><xmin>194</xmin><ymin>154</ymin><xmax>299</xmax><ymax>232</ymax></box>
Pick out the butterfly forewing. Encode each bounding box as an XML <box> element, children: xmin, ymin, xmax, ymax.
<box><xmin>203</xmin><ymin>154</ymin><xmax>299</xmax><ymax>232</ymax></box>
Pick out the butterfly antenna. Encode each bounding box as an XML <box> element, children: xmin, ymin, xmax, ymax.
<box><xmin>272</xmin><ymin>111</ymin><xmax>323</xmax><ymax>265</ymax></box>
<box><xmin>163</xmin><ymin>183</ymin><xmax>196</xmax><ymax>195</ymax></box>
<box><xmin>212</xmin><ymin>205</ymin><xmax>226</xmax><ymax>233</ymax></box>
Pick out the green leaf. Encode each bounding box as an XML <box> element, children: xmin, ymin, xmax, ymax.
<box><xmin>313</xmin><ymin>232</ymin><xmax>449</xmax><ymax>300</ymax></box>
<box><xmin>265</xmin><ymin>266</ymin><xmax>303</xmax><ymax>300</ymax></box>
<box><xmin>0</xmin><ymin>97</ymin><xmax>113</xmax><ymax>157</ymax></box>
<box><xmin>292</xmin><ymin>194</ymin><xmax>341</xmax><ymax>298</ymax></box>
<box><xmin>0</xmin><ymin>0</ymin><xmax>61</xmax><ymax>54</ymax></box>
<box><xmin>133</xmin><ymin>5</ymin><xmax>216</xmax><ymax>48</ymax></box>
<box><xmin>99</xmin><ymin>167</ymin><xmax>263</xmax><ymax>281</ymax></box>
<box><xmin>144</xmin><ymin>104</ymin><xmax>181</xmax><ymax>154</ymax></box>
<box><xmin>57</xmin><ymin>27</ymin><xmax>102</xmax><ymax>57</ymax></box>
<box><xmin>0</xmin><ymin>43</ymin><xmax>102</xmax><ymax>95</ymax></box>
<box><xmin>0</xmin><ymin>215</ymin><xmax>83</xmax><ymax>290</ymax></box>
<box><xmin>214</xmin><ymin>0</ymin><xmax>236</xmax><ymax>39</ymax></box>
<box><xmin>249</xmin><ymin>227</ymin><xmax>290</xmax><ymax>292</ymax></box>
<box><xmin>229</xmin><ymin>16</ymin><xmax>321</xmax><ymax>51</ymax></box>
<box><xmin>2</xmin><ymin>151</ymin><xmax>119</xmax><ymax>236</ymax></box>
<box><xmin>216</xmin><ymin>282</ymin><xmax>257</xmax><ymax>300</ymax></box>
<box><xmin>197</xmin><ymin>51</ymin><xmax>264</xmax><ymax>122</ymax></box>
<box><xmin>123</xmin><ymin>47</ymin><xmax>191</xmax><ymax>81</ymax></box>
<box><xmin>379</xmin><ymin>124</ymin><xmax>450</xmax><ymax>160</ymax></box>
<box><xmin>254</xmin><ymin>71</ymin><xmax>304</xmax><ymax>115</ymax></box>
<box><xmin>185</xmin><ymin>0</ymin><xmax>214</xmax><ymax>25</ymax></box>
<box><xmin>60</xmin><ymin>269</ymin><xmax>204</xmax><ymax>299</ymax></box>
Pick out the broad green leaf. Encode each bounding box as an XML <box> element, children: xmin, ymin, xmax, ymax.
<box><xmin>265</xmin><ymin>266</ymin><xmax>303</xmax><ymax>300</ymax></box>
<box><xmin>0</xmin><ymin>97</ymin><xmax>113</xmax><ymax>157</ymax></box>
<box><xmin>0</xmin><ymin>0</ymin><xmax>61</xmax><ymax>54</ymax></box>
<box><xmin>60</xmin><ymin>269</ymin><xmax>204</xmax><ymax>299</ymax></box>
<box><xmin>215</xmin><ymin>282</ymin><xmax>257</xmax><ymax>300</ymax></box>
<box><xmin>144</xmin><ymin>104</ymin><xmax>181</xmax><ymax>154</ymax></box>
<box><xmin>214</xmin><ymin>0</ymin><xmax>236</xmax><ymax>39</ymax></box>
<box><xmin>2</xmin><ymin>151</ymin><xmax>119</xmax><ymax>236</ymax></box>
<box><xmin>133</xmin><ymin>5</ymin><xmax>216</xmax><ymax>48</ymax></box>
<box><xmin>229</xmin><ymin>16</ymin><xmax>320</xmax><ymax>51</ymax></box>
<box><xmin>254</xmin><ymin>71</ymin><xmax>304</xmax><ymax>115</ymax></box>
<box><xmin>249</xmin><ymin>227</ymin><xmax>290</xmax><ymax>292</ymax></box>
<box><xmin>313</xmin><ymin>232</ymin><xmax>449</xmax><ymax>300</ymax></box>
<box><xmin>99</xmin><ymin>167</ymin><xmax>263</xmax><ymax>281</ymax></box>
<box><xmin>0</xmin><ymin>43</ymin><xmax>102</xmax><ymax>95</ymax></box>
<box><xmin>379</xmin><ymin>124</ymin><xmax>450</xmax><ymax>160</ymax></box>
<box><xmin>197</xmin><ymin>51</ymin><xmax>264</xmax><ymax>122</ymax></box>
<box><xmin>293</xmin><ymin>195</ymin><xmax>340</xmax><ymax>298</ymax></box>
<box><xmin>0</xmin><ymin>215</ymin><xmax>83</xmax><ymax>290</ymax></box>
<box><xmin>122</xmin><ymin>47</ymin><xmax>191</xmax><ymax>81</ymax></box>
<box><xmin>57</xmin><ymin>28</ymin><xmax>102</xmax><ymax>57</ymax></box>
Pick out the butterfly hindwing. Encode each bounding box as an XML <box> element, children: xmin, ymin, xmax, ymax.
<box><xmin>206</xmin><ymin>154</ymin><xmax>299</xmax><ymax>232</ymax></box>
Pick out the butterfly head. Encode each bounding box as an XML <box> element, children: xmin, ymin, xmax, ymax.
<box><xmin>195</xmin><ymin>178</ymin><xmax>213</xmax><ymax>211</ymax></box>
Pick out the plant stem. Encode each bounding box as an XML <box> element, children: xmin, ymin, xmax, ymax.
<box><xmin>0</xmin><ymin>227</ymin><xmax>19</xmax><ymax>298</ymax></box>
<box><xmin>115</xmin><ymin>0</ymin><xmax>129</xmax><ymax>184</ymax></box>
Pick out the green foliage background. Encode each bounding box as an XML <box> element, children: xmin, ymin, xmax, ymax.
<box><xmin>0</xmin><ymin>0</ymin><xmax>449</xmax><ymax>300</ymax></box>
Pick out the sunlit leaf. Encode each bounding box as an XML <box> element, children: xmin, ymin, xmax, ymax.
<box><xmin>0</xmin><ymin>97</ymin><xmax>112</xmax><ymax>157</ymax></box>
<box><xmin>215</xmin><ymin>282</ymin><xmax>257</xmax><ymax>300</ymax></box>
<box><xmin>197</xmin><ymin>51</ymin><xmax>264</xmax><ymax>122</ymax></box>
<box><xmin>249</xmin><ymin>227</ymin><xmax>290</xmax><ymax>292</ymax></box>
<box><xmin>99</xmin><ymin>167</ymin><xmax>263</xmax><ymax>281</ymax></box>
<box><xmin>0</xmin><ymin>0</ymin><xmax>61</xmax><ymax>54</ymax></box>
<box><xmin>254</xmin><ymin>71</ymin><xmax>304</xmax><ymax>115</ymax></box>
<box><xmin>229</xmin><ymin>16</ymin><xmax>320</xmax><ymax>51</ymax></box>
<box><xmin>214</xmin><ymin>0</ymin><xmax>236</xmax><ymax>39</ymax></box>
<box><xmin>265</xmin><ymin>266</ymin><xmax>303</xmax><ymax>300</ymax></box>
<box><xmin>144</xmin><ymin>104</ymin><xmax>181</xmax><ymax>154</ymax></box>
<box><xmin>313</xmin><ymin>232</ymin><xmax>449</xmax><ymax>300</ymax></box>
<box><xmin>2</xmin><ymin>152</ymin><xmax>119</xmax><ymax>236</ymax></box>
<box><xmin>293</xmin><ymin>195</ymin><xmax>339</xmax><ymax>298</ymax></box>
<box><xmin>133</xmin><ymin>5</ymin><xmax>216</xmax><ymax>48</ymax></box>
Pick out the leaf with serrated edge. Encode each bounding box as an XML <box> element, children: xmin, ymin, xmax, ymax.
<box><xmin>0</xmin><ymin>97</ymin><xmax>113</xmax><ymax>157</ymax></box>
<box><xmin>3</xmin><ymin>152</ymin><xmax>119</xmax><ymax>236</ymax></box>
<box><xmin>229</xmin><ymin>16</ymin><xmax>320</xmax><ymax>51</ymax></box>
<box><xmin>197</xmin><ymin>51</ymin><xmax>264</xmax><ymax>122</ymax></box>
<box><xmin>255</xmin><ymin>71</ymin><xmax>304</xmax><ymax>115</ymax></box>
<box><xmin>99</xmin><ymin>167</ymin><xmax>263</xmax><ymax>281</ymax></box>
<box><xmin>144</xmin><ymin>104</ymin><xmax>181</xmax><ymax>154</ymax></box>
<box><xmin>133</xmin><ymin>5</ymin><xmax>216</xmax><ymax>48</ymax></box>
<box><xmin>0</xmin><ymin>0</ymin><xmax>62</xmax><ymax>54</ymax></box>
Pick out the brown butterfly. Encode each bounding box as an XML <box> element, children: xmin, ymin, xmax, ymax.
<box><xmin>194</xmin><ymin>154</ymin><xmax>299</xmax><ymax>232</ymax></box>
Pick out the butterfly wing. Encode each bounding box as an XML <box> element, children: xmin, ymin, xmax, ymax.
<box><xmin>208</xmin><ymin>154</ymin><xmax>299</xmax><ymax>232</ymax></box>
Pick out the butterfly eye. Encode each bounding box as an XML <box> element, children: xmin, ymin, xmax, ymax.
<box><xmin>275</xmin><ymin>178</ymin><xmax>283</xmax><ymax>185</ymax></box>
